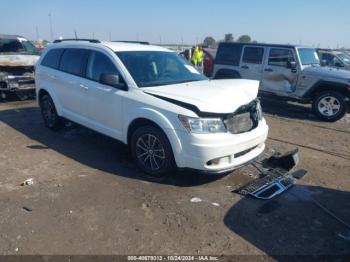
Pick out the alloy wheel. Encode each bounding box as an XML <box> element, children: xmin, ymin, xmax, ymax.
<box><xmin>136</xmin><ymin>134</ymin><xmax>166</xmax><ymax>172</ymax></box>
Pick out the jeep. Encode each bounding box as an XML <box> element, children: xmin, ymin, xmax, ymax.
<box><xmin>214</xmin><ymin>42</ymin><xmax>350</xmax><ymax>122</ymax></box>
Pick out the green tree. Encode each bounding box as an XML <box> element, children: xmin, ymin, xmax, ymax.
<box><xmin>203</xmin><ymin>36</ymin><xmax>216</xmax><ymax>47</ymax></box>
<box><xmin>224</xmin><ymin>33</ymin><xmax>234</xmax><ymax>42</ymax></box>
<box><xmin>237</xmin><ymin>35</ymin><xmax>252</xmax><ymax>43</ymax></box>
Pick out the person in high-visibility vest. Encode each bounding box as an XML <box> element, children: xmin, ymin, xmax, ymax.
<box><xmin>191</xmin><ymin>46</ymin><xmax>204</xmax><ymax>70</ymax></box>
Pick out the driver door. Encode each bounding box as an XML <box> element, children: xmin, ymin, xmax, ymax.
<box><xmin>261</xmin><ymin>47</ymin><xmax>299</xmax><ymax>95</ymax></box>
<box><xmin>80</xmin><ymin>50</ymin><xmax>126</xmax><ymax>140</ymax></box>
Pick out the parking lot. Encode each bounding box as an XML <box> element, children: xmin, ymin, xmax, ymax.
<box><xmin>0</xmin><ymin>98</ymin><xmax>349</xmax><ymax>256</ymax></box>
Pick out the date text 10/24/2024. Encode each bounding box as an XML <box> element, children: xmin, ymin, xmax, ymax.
<box><xmin>127</xmin><ymin>256</ymin><xmax>219</xmax><ymax>261</ymax></box>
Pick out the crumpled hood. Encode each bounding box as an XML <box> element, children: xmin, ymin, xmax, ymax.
<box><xmin>143</xmin><ymin>79</ymin><xmax>259</xmax><ymax>114</ymax></box>
<box><xmin>303</xmin><ymin>66</ymin><xmax>350</xmax><ymax>81</ymax></box>
<box><xmin>0</xmin><ymin>54</ymin><xmax>40</xmax><ymax>67</ymax></box>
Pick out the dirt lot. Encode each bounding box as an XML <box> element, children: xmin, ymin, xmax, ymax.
<box><xmin>0</xmin><ymin>98</ymin><xmax>349</xmax><ymax>257</ymax></box>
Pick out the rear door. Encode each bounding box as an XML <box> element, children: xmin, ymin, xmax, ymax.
<box><xmin>261</xmin><ymin>47</ymin><xmax>299</xmax><ymax>95</ymax></box>
<box><xmin>239</xmin><ymin>46</ymin><xmax>265</xmax><ymax>80</ymax></box>
<box><xmin>56</xmin><ymin>48</ymin><xmax>90</xmax><ymax>120</ymax></box>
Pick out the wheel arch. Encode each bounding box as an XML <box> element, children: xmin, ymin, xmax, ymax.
<box><xmin>37</xmin><ymin>88</ymin><xmax>63</xmax><ymax>116</ymax></box>
<box><xmin>304</xmin><ymin>81</ymin><xmax>350</xmax><ymax>100</ymax></box>
<box><xmin>213</xmin><ymin>68</ymin><xmax>241</xmax><ymax>79</ymax></box>
<box><xmin>124</xmin><ymin>109</ymin><xmax>184</xmax><ymax>167</ymax></box>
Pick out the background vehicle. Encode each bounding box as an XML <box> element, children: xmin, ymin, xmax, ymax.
<box><xmin>317</xmin><ymin>49</ymin><xmax>350</xmax><ymax>71</ymax></box>
<box><xmin>35</xmin><ymin>39</ymin><xmax>268</xmax><ymax>178</ymax></box>
<box><xmin>0</xmin><ymin>34</ymin><xmax>40</xmax><ymax>100</ymax></box>
<box><xmin>180</xmin><ymin>47</ymin><xmax>217</xmax><ymax>77</ymax></box>
<box><xmin>213</xmin><ymin>42</ymin><xmax>350</xmax><ymax>122</ymax></box>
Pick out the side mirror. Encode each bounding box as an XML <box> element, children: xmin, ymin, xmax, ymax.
<box><xmin>287</xmin><ymin>61</ymin><xmax>297</xmax><ymax>69</ymax></box>
<box><xmin>100</xmin><ymin>74</ymin><xmax>127</xmax><ymax>90</ymax></box>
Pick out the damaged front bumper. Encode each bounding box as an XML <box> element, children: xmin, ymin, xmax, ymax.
<box><xmin>0</xmin><ymin>73</ymin><xmax>35</xmax><ymax>92</ymax></box>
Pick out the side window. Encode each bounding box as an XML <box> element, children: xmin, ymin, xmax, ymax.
<box><xmin>86</xmin><ymin>51</ymin><xmax>119</xmax><ymax>82</ymax></box>
<box><xmin>242</xmin><ymin>47</ymin><xmax>264</xmax><ymax>64</ymax></box>
<box><xmin>268</xmin><ymin>48</ymin><xmax>295</xmax><ymax>67</ymax></box>
<box><xmin>41</xmin><ymin>49</ymin><xmax>64</xmax><ymax>69</ymax></box>
<box><xmin>215</xmin><ymin>44</ymin><xmax>242</xmax><ymax>66</ymax></box>
<box><xmin>60</xmin><ymin>49</ymin><xmax>90</xmax><ymax>76</ymax></box>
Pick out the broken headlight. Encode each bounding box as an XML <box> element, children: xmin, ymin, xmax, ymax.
<box><xmin>178</xmin><ymin>115</ymin><xmax>226</xmax><ymax>134</ymax></box>
<box><xmin>256</xmin><ymin>100</ymin><xmax>263</xmax><ymax>121</ymax></box>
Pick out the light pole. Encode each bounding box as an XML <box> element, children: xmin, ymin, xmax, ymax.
<box><xmin>48</xmin><ymin>13</ymin><xmax>54</xmax><ymax>41</ymax></box>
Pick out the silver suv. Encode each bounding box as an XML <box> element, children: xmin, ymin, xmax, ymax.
<box><xmin>214</xmin><ymin>43</ymin><xmax>350</xmax><ymax>122</ymax></box>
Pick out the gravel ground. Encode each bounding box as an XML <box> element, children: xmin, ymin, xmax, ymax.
<box><xmin>0</xmin><ymin>98</ymin><xmax>349</xmax><ymax>257</ymax></box>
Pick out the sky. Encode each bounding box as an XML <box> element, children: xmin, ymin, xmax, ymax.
<box><xmin>1</xmin><ymin>0</ymin><xmax>349</xmax><ymax>48</ymax></box>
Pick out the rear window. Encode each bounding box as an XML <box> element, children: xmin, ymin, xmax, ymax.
<box><xmin>41</xmin><ymin>49</ymin><xmax>64</xmax><ymax>69</ymax></box>
<box><xmin>59</xmin><ymin>49</ymin><xmax>90</xmax><ymax>76</ymax></box>
<box><xmin>242</xmin><ymin>47</ymin><xmax>264</xmax><ymax>64</ymax></box>
<box><xmin>215</xmin><ymin>43</ymin><xmax>242</xmax><ymax>66</ymax></box>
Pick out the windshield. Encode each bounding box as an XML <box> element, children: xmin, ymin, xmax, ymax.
<box><xmin>338</xmin><ymin>52</ymin><xmax>350</xmax><ymax>64</ymax></box>
<box><xmin>297</xmin><ymin>48</ymin><xmax>320</xmax><ymax>65</ymax></box>
<box><xmin>0</xmin><ymin>38</ymin><xmax>39</xmax><ymax>55</ymax></box>
<box><xmin>116</xmin><ymin>51</ymin><xmax>207</xmax><ymax>87</ymax></box>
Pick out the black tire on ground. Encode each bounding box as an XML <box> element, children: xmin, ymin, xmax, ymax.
<box><xmin>312</xmin><ymin>91</ymin><xmax>348</xmax><ymax>122</ymax></box>
<box><xmin>131</xmin><ymin>125</ymin><xmax>176</xmax><ymax>179</ymax></box>
<box><xmin>39</xmin><ymin>94</ymin><xmax>63</xmax><ymax>130</ymax></box>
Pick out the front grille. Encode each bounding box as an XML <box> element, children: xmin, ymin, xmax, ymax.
<box><xmin>224</xmin><ymin>100</ymin><xmax>259</xmax><ymax>134</ymax></box>
<box><xmin>0</xmin><ymin>66</ymin><xmax>34</xmax><ymax>76</ymax></box>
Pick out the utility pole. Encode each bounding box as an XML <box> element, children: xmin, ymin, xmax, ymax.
<box><xmin>48</xmin><ymin>13</ymin><xmax>54</xmax><ymax>41</ymax></box>
<box><xmin>159</xmin><ymin>35</ymin><xmax>162</xmax><ymax>45</ymax></box>
<box><xmin>74</xmin><ymin>30</ymin><xmax>78</xmax><ymax>39</ymax></box>
<box><xmin>109</xmin><ymin>32</ymin><xmax>112</xmax><ymax>41</ymax></box>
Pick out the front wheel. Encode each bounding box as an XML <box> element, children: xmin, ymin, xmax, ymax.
<box><xmin>131</xmin><ymin>126</ymin><xmax>176</xmax><ymax>180</ymax></box>
<box><xmin>312</xmin><ymin>91</ymin><xmax>348</xmax><ymax>122</ymax></box>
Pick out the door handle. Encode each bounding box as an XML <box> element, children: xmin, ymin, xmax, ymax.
<box><xmin>49</xmin><ymin>75</ymin><xmax>57</xmax><ymax>79</ymax></box>
<box><xmin>264</xmin><ymin>68</ymin><xmax>273</xmax><ymax>72</ymax></box>
<box><xmin>241</xmin><ymin>65</ymin><xmax>249</xmax><ymax>69</ymax></box>
<box><xmin>79</xmin><ymin>84</ymin><xmax>89</xmax><ymax>90</ymax></box>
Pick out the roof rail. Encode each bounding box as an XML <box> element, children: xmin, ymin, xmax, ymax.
<box><xmin>53</xmin><ymin>38</ymin><xmax>101</xmax><ymax>44</ymax></box>
<box><xmin>113</xmin><ymin>40</ymin><xmax>150</xmax><ymax>45</ymax></box>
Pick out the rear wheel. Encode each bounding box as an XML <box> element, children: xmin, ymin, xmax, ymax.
<box><xmin>312</xmin><ymin>91</ymin><xmax>348</xmax><ymax>122</ymax></box>
<box><xmin>131</xmin><ymin>126</ymin><xmax>175</xmax><ymax>179</ymax></box>
<box><xmin>40</xmin><ymin>94</ymin><xmax>63</xmax><ymax>130</ymax></box>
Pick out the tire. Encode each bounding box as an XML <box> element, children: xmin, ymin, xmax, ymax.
<box><xmin>131</xmin><ymin>125</ymin><xmax>176</xmax><ymax>179</ymax></box>
<box><xmin>39</xmin><ymin>94</ymin><xmax>63</xmax><ymax>130</ymax></box>
<box><xmin>312</xmin><ymin>91</ymin><xmax>348</xmax><ymax>122</ymax></box>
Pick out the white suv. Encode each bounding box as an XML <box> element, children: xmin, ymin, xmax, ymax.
<box><xmin>35</xmin><ymin>39</ymin><xmax>268</xmax><ymax>178</ymax></box>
